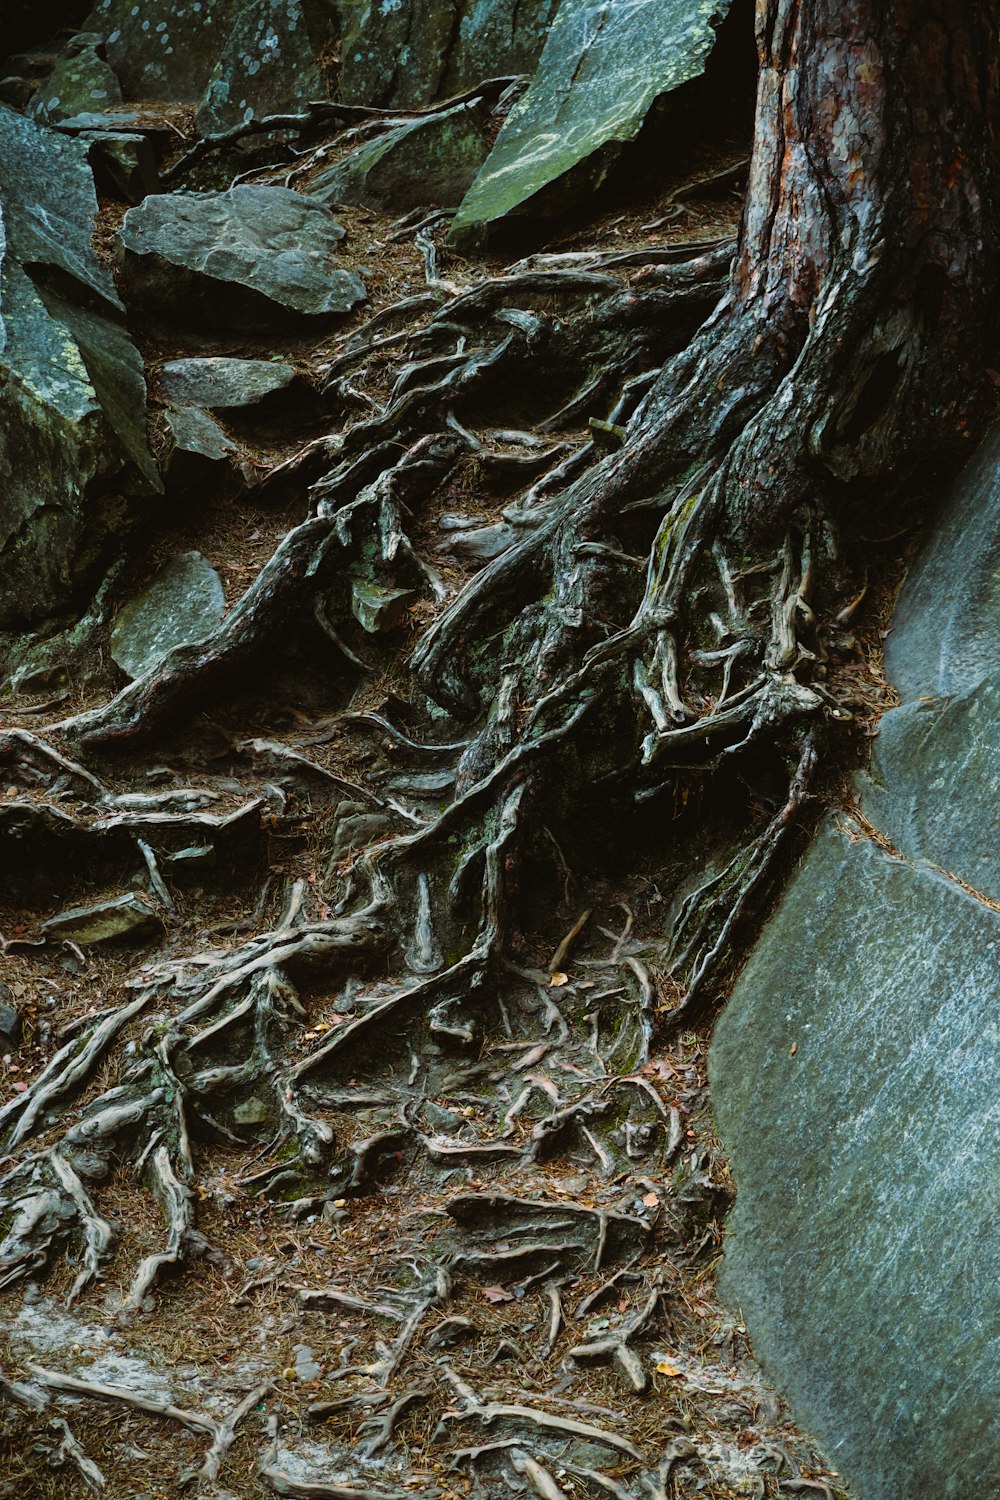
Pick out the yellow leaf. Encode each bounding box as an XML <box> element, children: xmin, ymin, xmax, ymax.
<box><xmin>789</xmin><ymin>1041</ymin><xmax>798</xmax><ymax>1056</ymax></box>
<box><xmin>655</xmin><ymin>1359</ymin><xmax>682</xmax><ymax>1377</ymax></box>
<box><xmin>549</xmin><ymin>971</ymin><xmax>570</xmax><ymax>988</ymax></box>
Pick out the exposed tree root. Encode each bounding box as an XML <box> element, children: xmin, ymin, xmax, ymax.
<box><xmin>6</xmin><ymin>8</ymin><xmax>991</xmax><ymax>1491</ymax></box>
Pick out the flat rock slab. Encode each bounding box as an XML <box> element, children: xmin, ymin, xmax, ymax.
<box><xmin>196</xmin><ymin>0</ymin><xmax>337</xmax><ymax>132</ymax></box>
<box><xmin>338</xmin><ymin>0</ymin><xmax>558</xmax><ymax>109</ymax></box>
<box><xmin>119</xmin><ymin>184</ymin><xmax>366</xmax><ymax>330</ymax></box>
<box><xmin>711</xmin><ymin>424</ymin><xmax>1000</xmax><ymax>1500</ymax></box>
<box><xmin>451</xmin><ymin>0</ymin><xmax>732</xmax><ymax>247</ymax></box>
<box><xmin>44</xmin><ymin>892</ymin><xmax>164</xmax><ymax>944</ymax></box>
<box><xmin>865</xmin><ymin>422</ymin><xmax>1000</xmax><ymax>903</ymax></box>
<box><xmin>866</xmin><ymin>677</ymin><xmax>1000</xmax><ymax>906</ymax></box>
<box><xmin>110</xmin><ymin>551</ymin><xmax>225</xmax><ymax>679</ymax></box>
<box><xmin>161</xmin><ymin>356</ymin><xmax>298</xmax><ymax>410</ymax></box>
<box><xmin>711</xmin><ymin>822</ymin><xmax>1000</xmax><ymax>1500</ymax></box>
<box><xmin>885</xmin><ymin>425</ymin><xmax>1000</xmax><ymax>701</ymax></box>
<box><xmin>308</xmin><ymin>100</ymin><xmax>490</xmax><ymax>213</ymax></box>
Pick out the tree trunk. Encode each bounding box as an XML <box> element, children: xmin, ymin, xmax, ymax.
<box><xmin>634</xmin><ymin>0</ymin><xmax>1000</xmax><ymax>535</ymax></box>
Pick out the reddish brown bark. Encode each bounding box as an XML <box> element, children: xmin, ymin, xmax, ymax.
<box><xmin>639</xmin><ymin>0</ymin><xmax>1000</xmax><ymax>541</ymax></box>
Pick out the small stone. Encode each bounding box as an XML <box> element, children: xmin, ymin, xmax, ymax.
<box><xmin>119</xmin><ymin>185</ymin><xmax>366</xmax><ymax>331</ymax></box>
<box><xmin>66</xmin><ymin>1151</ymin><xmax>109</xmax><ymax>1180</ymax></box>
<box><xmin>163</xmin><ymin>405</ymin><xmax>238</xmax><ymax>495</ymax></box>
<box><xmin>43</xmin><ymin>893</ymin><xmax>163</xmax><ymax>945</ymax></box>
<box><xmin>165</xmin><ymin>844</ymin><xmax>215</xmax><ymax>869</ymax></box>
<box><xmin>437</xmin><ymin>522</ymin><xmax>515</xmax><ymax>562</ymax></box>
<box><xmin>293</xmin><ymin>1344</ymin><xmax>322</xmax><ymax>1380</ymax></box>
<box><xmin>350</xmin><ymin>579</ymin><xmax>418</xmax><ymax>635</ymax></box>
<box><xmin>0</xmin><ymin>986</ymin><xmax>21</xmax><ymax>1045</ymax></box>
<box><xmin>110</xmin><ymin>551</ymin><xmax>225</xmax><ymax>680</ymax></box>
<box><xmin>423</xmin><ymin>1102</ymin><xmax>463</xmax><ymax>1134</ymax></box>
<box><xmin>82</xmin><ymin>130</ymin><xmax>159</xmax><ymax>203</ymax></box>
<box><xmin>330</xmin><ymin>813</ymin><xmax>394</xmax><ymax>860</ymax></box>
<box><xmin>233</xmin><ymin>1097</ymin><xmax>270</xmax><ymax>1126</ymax></box>
<box><xmin>161</xmin><ymin>357</ymin><xmax>298</xmax><ymax>411</ymax></box>
<box><xmin>567</xmin><ymin>1442</ymin><xmax>621</xmax><ymax>1467</ymax></box>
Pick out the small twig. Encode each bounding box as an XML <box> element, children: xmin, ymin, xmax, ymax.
<box><xmin>543</xmin><ymin>1282</ymin><xmax>563</xmax><ymax>1357</ymax></box>
<box><xmin>28</xmin><ymin>1365</ymin><xmax>216</xmax><ymax>1434</ymax></box>
<box><xmin>511</xmin><ymin>1449</ymin><xmax>570</xmax><ymax>1500</ymax></box>
<box><xmin>299</xmin><ymin>1288</ymin><xmax>404</xmax><ymax>1320</ymax></box>
<box><xmin>48</xmin><ymin>1416</ymin><xmax>105</xmax><ymax>1491</ymax></box>
<box><xmin>549</xmin><ymin>908</ymin><xmax>592</xmax><ymax>973</ymax></box>
<box><xmin>201</xmin><ymin>1383</ymin><xmax>270</xmax><ymax>1481</ymax></box>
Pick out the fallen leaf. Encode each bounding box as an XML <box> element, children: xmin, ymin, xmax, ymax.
<box><xmin>549</xmin><ymin>971</ymin><xmax>570</xmax><ymax>988</ymax></box>
<box><xmin>642</xmin><ymin>1191</ymin><xmax>659</xmax><ymax>1207</ymax></box>
<box><xmin>481</xmin><ymin>1285</ymin><xmax>513</xmax><ymax>1303</ymax></box>
<box><xmin>789</xmin><ymin>1041</ymin><xmax>798</xmax><ymax>1056</ymax></box>
<box><xmin>656</xmin><ymin>1358</ymin><xmax>682</xmax><ymax>1377</ymax></box>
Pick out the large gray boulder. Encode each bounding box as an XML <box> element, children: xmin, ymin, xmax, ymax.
<box><xmin>337</xmin><ymin>0</ymin><xmax>558</xmax><ymax>109</ymax></box>
<box><xmin>196</xmin><ymin>0</ymin><xmax>339</xmax><ymax>133</ymax></box>
<box><xmin>710</xmin><ymin>423</ymin><xmax>1000</xmax><ymax>1500</ymax></box>
<box><xmin>451</xmin><ymin>0</ymin><xmax>733</xmax><ymax>247</ymax></box>
<box><xmin>84</xmin><ymin>0</ymin><xmax>250</xmax><ymax>100</ymax></box>
<box><xmin>119</xmin><ymin>184</ymin><xmax>366</xmax><ymax>330</ymax></box>
<box><xmin>0</xmin><ymin>106</ymin><xmax>158</xmax><ymax>628</ymax></box>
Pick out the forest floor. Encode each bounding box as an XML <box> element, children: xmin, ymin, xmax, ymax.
<box><xmin>0</xmin><ymin>99</ymin><xmax>908</xmax><ymax>1500</ymax></box>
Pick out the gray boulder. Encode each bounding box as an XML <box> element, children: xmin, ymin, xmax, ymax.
<box><xmin>81</xmin><ymin>130</ymin><xmax>159</xmax><ymax>202</ymax></box>
<box><xmin>338</xmin><ymin>0</ymin><xmax>558</xmax><ymax>109</ymax></box>
<box><xmin>711</xmin><ymin>423</ymin><xmax>1000</xmax><ymax>1500</ymax></box>
<box><xmin>28</xmin><ymin>32</ymin><xmax>122</xmax><ymax>123</ymax></box>
<box><xmin>308</xmin><ymin>100</ymin><xmax>490</xmax><ymax>213</ymax></box>
<box><xmin>161</xmin><ymin>356</ymin><xmax>298</xmax><ymax>410</ymax></box>
<box><xmin>0</xmin><ymin>106</ymin><xmax>158</xmax><ymax>628</ymax></box>
<box><xmin>196</xmin><ymin>0</ymin><xmax>339</xmax><ymax>133</ymax></box>
<box><xmin>119</xmin><ymin>184</ymin><xmax>366</xmax><ymax>330</ymax></box>
<box><xmin>163</xmin><ymin>406</ymin><xmax>238</xmax><ymax>495</ymax></box>
<box><xmin>451</xmin><ymin>0</ymin><xmax>733</xmax><ymax>247</ymax></box>
<box><xmin>110</xmin><ymin>551</ymin><xmax>226</xmax><ymax>679</ymax></box>
<box><xmin>44</xmin><ymin>893</ymin><xmax>164</xmax><ymax>944</ymax></box>
<box><xmin>85</xmin><ymin>0</ymin><xmax>250</xmax><ymax>101</ymax></box>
